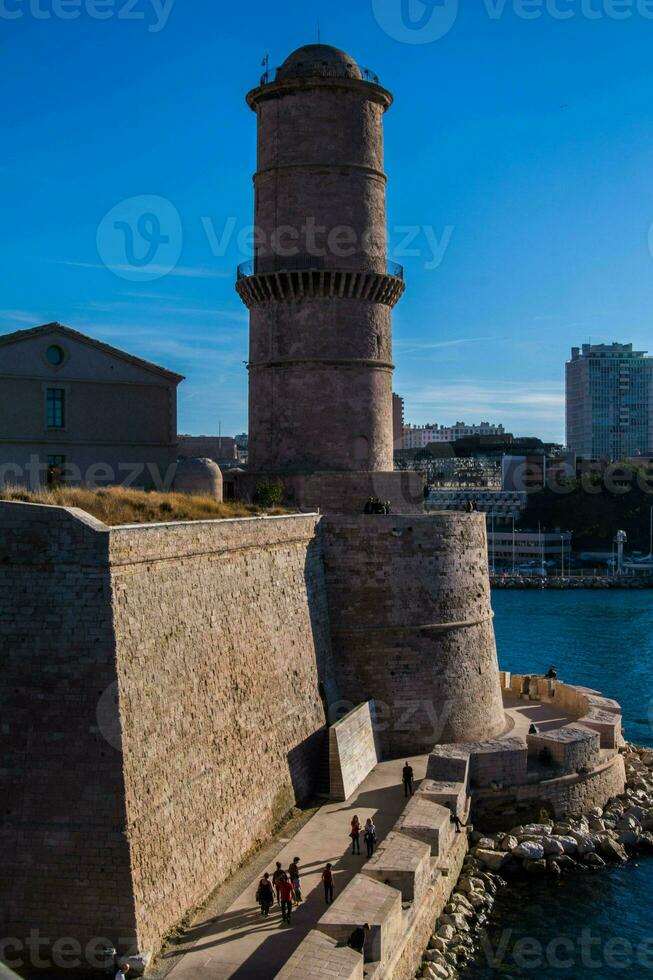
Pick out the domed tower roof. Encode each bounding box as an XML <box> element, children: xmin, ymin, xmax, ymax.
<box><xmin>276</xmin><ymin>44</ymin><xmax>363</xmax><ymax>82</ymax></box>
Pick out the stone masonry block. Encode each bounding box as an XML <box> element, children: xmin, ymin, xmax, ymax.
<box><xmin>317</xmin><ymin>874</ymin><xmax>402</xmax><ymax>966</ymax></box>
<box><xmin>275</xmin><ymin>929</ymin><xmax>364</xmax><ymax>980</ymax></box>
<box><xmin>362</xmin><ymin>830</ymin><xmax>432</xmax><ymax>903</ymax></box>
<box><xmin>527</xmin><ymin>725</ymin><xmax>600</xmax><ymax>772</ymax></box>
<box><xmin>416</xmin><ymin>779</ymin><xmax>468</xmax><ymax>819</ymax></box>
<box><xmin>394</xmin><ymin>795</ymin><xmax>453</xmax><ymax>857</ymax></box>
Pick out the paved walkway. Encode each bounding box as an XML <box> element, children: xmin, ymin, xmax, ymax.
<box><xmin>165</xmin><ymin>755</ymin><xmax>427</xmax><ymax>980</ymax></box>
<box><xmin>503</xmin><ymin>693</ymin><xmax>578</xmax><ymax>739</ymax></box>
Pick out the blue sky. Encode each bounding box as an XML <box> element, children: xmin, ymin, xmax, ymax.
<box><xmin>3</xmin><ymin>0</ymin><xmax>653</xmax><ymax>441</ymax></box>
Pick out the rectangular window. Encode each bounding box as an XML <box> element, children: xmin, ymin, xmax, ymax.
<box><xmin>46</xmin><ymin>388</ymin><xmax>65</xmax><ymax>428</ymax></box>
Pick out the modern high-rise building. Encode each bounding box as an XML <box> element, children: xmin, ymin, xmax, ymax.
<box><xmin>566</xmin><ymin>343</ymin><xmax>653</xmax><ymax>460</ymax></box>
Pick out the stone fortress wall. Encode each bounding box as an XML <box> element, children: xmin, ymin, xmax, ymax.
<box><xmin>0</xmin><ymin>500</ymin><xmax>509</xmax><ymax>966</ymax></box>
<box><xmin>0</xmin><ymin>503</ymin><xmax>337</xmax><ymax>960</ymax></box>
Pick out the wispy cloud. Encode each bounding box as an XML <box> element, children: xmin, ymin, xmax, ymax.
<box><xmin>0</xmin><ymin>309</ymin><xmax>46</xmax><ymax>329</ymax></box>
<box><xmin>57</xmin><ymin>260</ymin><xmax>232</xmax><ymax>280</ymax></box>
<box><xmin>395</xmin><ymin>337</ymin><xmax>494</xmax><ymax>355</ymax></box>
<box><xmin>404</xmin><ymin>379</ymin><xmax>565</xmax><ymax>431</ymax></box>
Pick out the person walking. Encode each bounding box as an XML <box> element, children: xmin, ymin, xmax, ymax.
<box><xmin>288</xmin><ymin>857</ymin><xmax>302</xmax><ymax>905</ymax></box>
<box><xmin>277</xmin><ymin>874</ymin><xmax>295</xmax><ymax>925</ymax></box>
<box><xmin>402</xmin><ymin>761</ymin><xmax>414</xmax><ymax>797</ymax></box>
<box><xmin>321</xmin><ymin>863</ymin><xmax>335</xmax><ymax>905</ymax></box>
<box><xmin>350</xmin><ymin>815</ymin><xmax>362</xmax><ymax>855</ymax></box>
<box><xmin>272</xmin><ymin>861</ymin><xmax>284</xmax><ymax>905</ymax></box>
<box><xmin>364</xmin><ymin>818</ymin><xmax>377</xmax><ymax>858</ymax></box>
<box><xmin>257</xmin><ymin>872</ymin><xmax>274</xmax><ymax>917</ymax></box>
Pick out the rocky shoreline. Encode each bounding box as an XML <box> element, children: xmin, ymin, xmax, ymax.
<box><xmin>416</xmin><ymin>744</ymin><xmax>653</xmax><ymax>980</ymax></box>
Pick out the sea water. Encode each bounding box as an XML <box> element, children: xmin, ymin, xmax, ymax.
<box><xmin>461</xmin><ymin>590</ymin><xmax>653</xmax><ymax>979</ymax></box>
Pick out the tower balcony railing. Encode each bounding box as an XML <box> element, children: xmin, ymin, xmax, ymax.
<box><xmin>237</xmin><ymin>257</ymin><xmax>404</xmax><ymax>281</ymax></box>
<box><xmin>259</xmin><ymin>65</ymin><xmax>381</xmax><ymax>87</ymax></box>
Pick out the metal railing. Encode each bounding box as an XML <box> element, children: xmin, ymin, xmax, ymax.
<box><xmin>260</xmin><ymin>64</ymin><xmax>381</xmax><ymax>87</ymax></box>
<box><xmin>237</xmin><ymin>257</ymin><xmax>403</xmax><ymax>280</ymax></box>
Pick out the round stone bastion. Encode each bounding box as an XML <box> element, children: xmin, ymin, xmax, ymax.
<box><xmin>322</xmin><ymin>512</ymin><xmax>506</xmax><ymax>755</ymax></box>
<box><xmin>426</xmin><ymin>673</ymin><xmax>626</xmax><ymax>828</ymax></box>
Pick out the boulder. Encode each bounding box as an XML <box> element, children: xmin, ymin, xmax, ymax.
<box><xmin>437</xmin><ymin>925</ymin><xmax>455</xmax><ymax>941</ymax></box>
<box><xmin>543</xmin><ymin>838</ymin><xmax>565</xmax><ymax>856</ymax></box>
<box><xmin>475</xmin><ymin>836</ymin><xmax>496</xmax><ymax>850</ymax></box>
<box><xmin>582</xmin><ymin>852</ymin><xmax>606</xmax><ymax>868</ymax></box>
<box><xmin>500</xmin><ymin>835</ymin><xmax>519</xmax><ymax>852</ymax></box>
<box><xmin>551</xmin><ymin>854</ymin><xmax>577</xmax><ymax>871</ymax></box>
<box><xmin>597</xmin><ymin>837</ymin><xmax>627</xmax><ymax>862</ymax></box>
<box><xmin>471</xmin><ymin>848</ymin><xmax>509</xmax><ymax>873</ymax></box>
<box><xmin>458</xmin><ymin>877</ymin><xmax>485</xmax><ymax>894</ymax></box>
<box><xmin>440</xmin><ymin>913</ymin><xmax>469</xmax><ymax>932</ymax></box>
<box><xmin>522</xmin><ymin>823</ymin><xmax>553</xmax><ymax>837</ymax></box>
<box><xmin>429</xmin><ymin>936</ymin><xmax>448</xmax><ymax>953</ymax></box>
<box><xmin>557</xmin><ymin>836</ymin><xmax>579</xmax><ymax>855</ymax></box>
<box><xmin>523</xmin><ymin>858</ymin><xmax>547</xmax><ymax>875</ymax></box>
<box><xmin>619</xmin><ymin>830</ymin><xmax>640</xmax><ymax>849</ymax></box>
<box><xmin>512</xmin><ymin>841</ymin><xmax>545</xmax><ymax>860</ymax></box>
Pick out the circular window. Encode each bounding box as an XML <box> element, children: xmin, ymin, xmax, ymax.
<box><xmin>46</xmin><ymin>345</ymin><xmax>64</xmax><ymax>366</ymax></box>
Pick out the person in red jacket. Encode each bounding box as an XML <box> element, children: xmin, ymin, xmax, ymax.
<box><xmin>277</xmin><ymin>873</ymin><xmax>295</xmax><ymax>924</ymax></box>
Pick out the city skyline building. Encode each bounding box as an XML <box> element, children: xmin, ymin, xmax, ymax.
<box><xmin>402</xmin><ymin>420</ymin><xmax>506</xmax><ymax>450</ymax></box>
<box><xmin>566</xmin><ymin>343</ymin><xmax>653</xmax><ymax>460</ymax></box>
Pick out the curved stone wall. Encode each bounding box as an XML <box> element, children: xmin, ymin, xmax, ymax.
<box><xmin>322</xmin><ymin>512</ymin><xmax>506</xmax><ymax>754</ymax></box>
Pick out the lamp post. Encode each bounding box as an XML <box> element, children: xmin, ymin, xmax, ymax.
<box><xmin>560</xmin><ymin>534</ymin><xmax>565</xmax><ymax>579</ymax></box>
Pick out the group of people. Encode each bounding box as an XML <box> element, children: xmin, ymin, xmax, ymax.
<box><xmin>363</xmin><ymin>497</ymin><xmax>392</xmax><ymax>514</ymax></box>
<box><xmin>257</xmin><ymin>856</ymin><xmax>337</xmax><ymax>924</ymax></box>
<box><xmin>349</xmin><ymin>815</ymin><xmax>378</xmax><ymax>857</ymax></box>
<box><xmin>257</xmin><ymin>857</ymin><xmax>303</xmax><ymax>923</ymax></box>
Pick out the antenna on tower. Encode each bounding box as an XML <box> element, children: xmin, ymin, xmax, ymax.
<box><xmin>261</xmin><ymin>52</ymin><xmax>269</xmax><ymax>85</ymax></box>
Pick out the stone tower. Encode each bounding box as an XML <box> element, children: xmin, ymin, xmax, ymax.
<box><xmin>236</xmin><ymin>44</ymin><xmax>421</xmax><ymax>513</ymax></box>
<box><xmin>237</xmin><ymin>43</ymin><xmax>506</xmax><ymax>751</ymax></box>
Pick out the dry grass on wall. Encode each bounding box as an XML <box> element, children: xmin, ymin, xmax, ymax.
<box><xmin>0</xmin><ymin>485</ymin><xmax>286</xmax><ymax>526</ymax></box>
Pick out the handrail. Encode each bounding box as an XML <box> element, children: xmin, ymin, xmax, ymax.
<box><xmin>236</xmin><ymin>258</ymin><xmax>404</xmax><ymax>281</ymax></box>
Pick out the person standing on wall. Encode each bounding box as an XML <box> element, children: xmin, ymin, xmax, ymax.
<box><xmin>402</xmin><ymin>761</ymin><xmax>414</xmax><ymax>797</ymax></box>
<box><xmin>277</xmin><ymin>873</ymin><xmax>295</xmax><ymax>925</ymax></box>
<box><xmin>322</xmin><ymin>863</ymin><xmax>335</xmax><ymax>904</ymax></box>
<box><xmin>115</xmin><ymin>965</ymin><xmax>129</xmax><ymax>980</ymax></box>
<box><xmin>350</xmin><ymin>815</ymin><xmax>362</xmax><ymax>855</ymax></box>
<box><xmin>364</xmin><ymin>818</ymin><xmax>377</xmax><ymax>858</ymax></box>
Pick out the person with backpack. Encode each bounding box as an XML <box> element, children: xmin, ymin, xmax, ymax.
<box><xmin>256</xmin><ymin>872</ymin><xmax>274</xmax><ymax>917</ymax></box>
<box><xmin>364</xmin><ymin>818</ymin><xmax>377</xmax><ymax>858</ymax></box>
